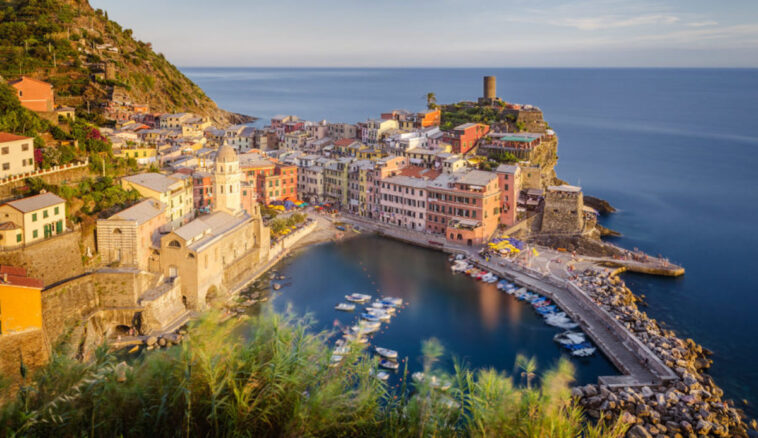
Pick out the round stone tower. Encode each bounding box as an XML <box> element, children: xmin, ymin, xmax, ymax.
<box><xmin>213</xmin><ymin>145</ymin><xmax>242</xmax><ymax>215</ymax></box>
<box><xmin>483</xmin><ymin>76</ymin><xmax>496</xmax><ymax>101</ymax></box>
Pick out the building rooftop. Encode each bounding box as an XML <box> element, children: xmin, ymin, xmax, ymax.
<box><xmin>108</xmin><ymin>199</ymin><xmax>165</xmax><ymax>225</ymax></box>
<box><xmin>0</xmin><ymin>132</ymin><xmax>31</xmax><ymax>143</ymax></box>
<box><xmin>174</xmin><ymin>211</ymin><xmax>250</xmax><ymax>251</ymax></box>
<box><xmin>5</xmin><ymin>192</ymin><xmax>64</xmax><ymax>213</ymax></box>
<box><xmin>457</xmin><ymin>170</ymin><xmax>497</xmax><ymax>187</ymax></box>
<box><xmin>548</xmin><ymin>184</ymin><xmax>582</xmax><ymax>193</ymax></box>
<box><xmin>383</xmin><ymin>175</ymin><xmax>431</xmax><ymax>189</ymax></box>
<box><xmin>495</xmin><ymin>164</ymin><xmax>519</xmax><ymax>174</ymax></box>
<box><xmin>454</xmin><ymin>122</ymin><xmax>481</xmax><ymax>130</ymax></box>
<box><xmin>0</xmin><ymin>265</ymin><xmax>43</xmax><ymax>289</ymax></box>
<box><xmin>123</xmin><ymin>173</ymin><xmax>182</xmax><ymax>193</ymax></box>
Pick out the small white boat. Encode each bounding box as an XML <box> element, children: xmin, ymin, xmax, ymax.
<box><xmin>553</xmin><ymin>331</ymin><xmax>586</xmax><ymax>346</ymax></box>
<box><xmin>381</xmin><ymin>297</ymin><xmax>403</xmax><ymax>307</ymax></box>
<box><xmin>571</xmin><ymin>347</ymin><xmax>596</xmax><ymax>357</ymax></box>
<box><xmin>342</xmin><ymin>333</ymin><xmax>367</xmax><ymax>344</ymax></box>
<box><xmin>366</xmin><ymin>308</ymin><xmax>391</xmax><ymax>321</ymax></box>
<box><xmin>375</xmin><ymin>347</ymin><xmax>398</xmax><ymax>359</ymax></box>
<box><xmin>545</xmin><ymin>319</ymin><xmax>579</xmax><ymax>330</ymax></box>
<box><xmin>345</xmin><ymin>293</ymin><xmax>372</xmax><ymax>303</ymax></box>
<box><xmin>335</xmin><ymin>303</ymin><xmax>356</xmax><ymax>311</ymax></box>
<box><xmin>330</xmin><ymin>353</ymin><xmax>343</xmax><ymax>366</ymax></box>
<box><xmin>379</xmin><ymin>359</ymin><xmax>399</xmax><ymax>370</ymax></box>
<box><xmin>373</xmin><ymin>370</ymin><xmax>390</xmax><ymax>382</ymax></box>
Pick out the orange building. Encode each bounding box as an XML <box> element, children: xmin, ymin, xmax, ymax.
<box><xmin>443</xmin><ymin>123</ymin><xmax>490</xmax><ymax>155</ymax></box>
<box><xmin>239</xmin><ymin>154</ymin><xmax>298</xmax><ymax>204</ymax></box>
<box><xmin>426</xmin><ymin>170</ymin><xmax>500</xmax><ymax>246</ymax></box>
<box><xmin>9</xmin><ymin>77</ymin><xmax>54</xmax><ymax>113</ymax></box>
<box><xmin>0</xmin><ymin>265</ymin><xmax>43</xmax><ymax>334</ymax></box>
<box><xmin>418</xmin><ymin>109</ymin><xmax>441</xmax><ymax>127</ymax></box>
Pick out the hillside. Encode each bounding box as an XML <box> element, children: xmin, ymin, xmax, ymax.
<box><xmin>0</xmin><ymin>0</ymin><xmax>250</xmax><ymax>126</ymax></box>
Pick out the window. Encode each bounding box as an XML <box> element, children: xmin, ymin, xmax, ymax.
<box><xmin>54</xmin><ymin>206</ymin><xmax>59</xmax><ymax>215</ymax></box>
<box><xmin>2</xmin><ymin>163</ymin><xmax>8</xmax><ymax>170</ymax></box>
<box><xmin>33</xmin><ymin>230</ymin><xmax>38</xmax><ymax>239</ymax></box>
<box><xmin>22</xmin><ymin>143</ymin><xmax>29</xmax><ymax>151</ymax></box>
<box><xmin>16</xmin><ymin>234</ymin><xmax>21</xmax><ymax>243</ymax></box>
<box><xmin>43</xmin><ymin>210</ymin><xmax>48</xmax><ymax>218</ymax></box>
<box><xmin>1</xmin><ymin>147</ymin><xmax>8</xmax><ymax>155</ymax></box>
<box><xmin>32</xmin><ymin>213</ymin><xmax>37</xmax><ymax>222</ymax></box>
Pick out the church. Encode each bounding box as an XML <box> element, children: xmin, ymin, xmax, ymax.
<box><xmin>158</xmin><ymin>145</ymin><xmax>270</xmax><ymax>310</ymax></box>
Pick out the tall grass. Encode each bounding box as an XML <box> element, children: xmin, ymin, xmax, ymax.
<box><xmin>0</xmin><ymin>307</ymin><xmax>628</xmax><ymax>437</ymax></box>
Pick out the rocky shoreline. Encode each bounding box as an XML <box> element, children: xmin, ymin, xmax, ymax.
<box><xmin>571</xmin><ymin>269</ymin><xmax>755</xmax><ymax>437</ymax></box>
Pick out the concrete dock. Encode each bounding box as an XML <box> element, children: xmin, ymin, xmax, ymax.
<box><xmin>340</xmin><ymin>214</ymin><xmax>680</xmax><ymax>388</ymax></box>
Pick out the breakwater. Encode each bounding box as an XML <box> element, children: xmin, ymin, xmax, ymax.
<box><xmin>340</xmin><ymin>214</ymin><xmax>752</xmax><ymax>436</ymax></box>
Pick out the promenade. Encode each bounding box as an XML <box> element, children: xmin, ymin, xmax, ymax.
<box><xmin>340</xmin><ymin>213</ymin><xmax>679</xmax><ymax>387</ymax></box>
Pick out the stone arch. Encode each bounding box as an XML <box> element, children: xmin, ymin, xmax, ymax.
<box><xmin>206</xmin><ymin>285</ymin><xmax>220</xmax><ymax>305</ymax></box>
<box><xmin>168</xmin><ymin>240</ymin><xmax>181</xmax><ymax>248</ymax></box>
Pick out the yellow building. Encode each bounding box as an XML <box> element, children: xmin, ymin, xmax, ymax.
<box><xmin>114</xmin><ymin>147</ymin><xmax>157</xmax><ymax>165</ymax></box>
<box><xmin>0</xmin><ymin>266</ymin><xmax>43</xmax><ymax>333</ymax></box>
<box><xmin>0</xmin><ymin>192</ymin><xmax>66</xmax><ymax>247</ymax></box>
<box><xmin>121</xmin><ymin>172</ymin><xmax>194</xmax><ymax>226</ymax></box>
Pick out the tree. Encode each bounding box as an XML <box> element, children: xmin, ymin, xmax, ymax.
<box><xmin>426</xmin><ymin>92</ymin><xmax>437</xmax><ymax>110</ymax></box>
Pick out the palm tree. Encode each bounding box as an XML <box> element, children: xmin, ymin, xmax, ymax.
<box><xmin>426</xmin><ymin>92</ymin><xmax>437</xmax><ymax>110</ymax></box>
<box><xmin>516</xmin><ymin>354</ymin><xmax>537</xmax><ymax>388</ymax></box>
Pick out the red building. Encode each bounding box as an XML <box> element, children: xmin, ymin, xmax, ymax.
<box><xmin>192</xmin><ymin>172</ymin><xmax>214</xmax><ymax>213</ymax></box>
<box><xmin>443</xmin><ymin>123</ymin><xmax>490</xmax><ymax>155</ymax></box>
<box><xmin>9</xmin><ymin>77</ymin><xmax>54</xmax><ymax>112</ymax></box>
<box><xmin>240</xmin><ymin>155</ymin><xmax>298</xmax><ymax>204</ymax></box>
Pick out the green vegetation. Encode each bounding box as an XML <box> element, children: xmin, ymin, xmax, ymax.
<box><xmin>0</xmin><ymin>310</ymin><xmax>628</xmax><ymax>437</ymax></box>
<box><xmin>24</xmin><ymin>175</ymin><xmax>140</xmax><ymax>220</ymax></box>
<box><xmin>270</xmin><ymin>212</ymin><xmax>307</xmax><ymax>237</ymax></box>
<box><xmin>426</xmin><ymin>92</ymin><xmax>437</xmax><ymax>110</ymax></box>
<box><xmin>0</xmin><ymin>0</ymin><xmax>228</xmax><ymax>123</ymax></box>
<box><xmin>0</xmin><ymin>81</ymin><xmax>48</xmax><ymax>137</ymax></box>
<box><xmin>441</xmin><ymin>105</ymin><xmax>503</xmax><ymax>130</ymax></box>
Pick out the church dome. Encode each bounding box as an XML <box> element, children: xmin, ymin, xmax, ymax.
<box><xmin>216</xmin><ymin>145</ymin><xmax>238</xmax><ymax>163</ymax></box>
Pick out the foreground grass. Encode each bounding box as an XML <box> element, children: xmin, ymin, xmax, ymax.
<box><xmin>0</xmin><ymin>308</ymin><xmax>628</xmax><ymax>437</ymax></box>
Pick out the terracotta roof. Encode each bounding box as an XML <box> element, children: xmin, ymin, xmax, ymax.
<box><xmin>0</xmin><ymin>132</ymin><xmax>31</xmax><ymax>143</ymax></box>
<box><xmin>1</xmin><ymin>274</ymin><xmax>44</xmax><ymax>289</ymax></box>
<box><xmin>398</xmin><ymin>166</ymin><xmax>441</xmax><ymax>180</ymax></box>
<box><xmin>334</xmin><ymin>138</ymin><xmax>358</xmax><ymax>147</ymax></box>
<box><xmin>0</xmin><ymin>265</ymin><xmax>27</xmax><ymax>276</ymax></box>
<box><xmin>8</xmin><ymin>76</ymin><xmax>53</xmax><ymax>88</ymax></box>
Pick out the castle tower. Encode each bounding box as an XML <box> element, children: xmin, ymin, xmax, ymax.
<box><xmin>213</xmin><ymin>145</ymin><xmax>242</xmax><ymax>215</ymax></box>
<box><xmin>483</xmin><ymin>76</ymin><xmax>496</xmax><ymax>101</ymax></box>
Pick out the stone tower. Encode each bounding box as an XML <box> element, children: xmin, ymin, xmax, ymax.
<box><xmin>483</xmin><ymin>76</ymin><xmax>496</xmax><ymax>100</ymax></box>
<box><xmin>213</xmin><ymin>145</ymin><xmax>242</xmax><ymax>215</ymax></box>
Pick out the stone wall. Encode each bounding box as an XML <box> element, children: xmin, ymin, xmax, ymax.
<box><xmin>0</xmin><ymin>230</ymin><xmax>85</xmax><ymax>286</ymax></box>
<box><xmin>0</xmin><ymin>328</ymin><xmax>49</xmax><ymax>393</ymax></box>
<box><xmin>41</xmin><ymin>269</ymin><xmax>157</xmax><ymax>345</ymax></box>
<box><xmin>0</xmin><ymin>165</ymin><xmax>93</xmax><ymax>201</ymax></box>
<box><xmin>541</xmin><ymin>189</ymin><xmax>584</xmax><ymax>234</ymax></box>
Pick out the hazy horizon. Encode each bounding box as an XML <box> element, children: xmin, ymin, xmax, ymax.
<box><xmin>90</xmin><ymin>0</ymin><xmax>758</xmax><ymax>68</ymax></box>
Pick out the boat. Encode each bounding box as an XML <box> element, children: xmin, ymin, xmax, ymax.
<box><xmin>571</xmin><ymin>347</ymin><xmax>597</xmax><ymax>357</ymax></box>
<box><xmin>361</xmin><ymin>313</ymin><xmax>380</xmax><ymax>322</ymax></box>
<box><xmin>373</xmin><ymin>370</ymin><xmax>390</xmax><ymax>382</ymax></box>
<box><xmin>451</xmin><ymin>261</ymin><xmax>470</xmax><ymax>273</ymax></box>
<box><xmin>544</xmin><ymin>311</ymin><xmax>567</xmax><ymax>320</ymax></box>
<box><xmin>375</xmin><ymin>347</ymin><xmax>398</xmax><ymax>359</ymax></box>
<box><xmin>366</xmin><ymin>309</ymin><xmax>391</xmax><ymax>321</ymax></box>
<box><xmin>345</xmin><ymin>293</ymin><xmax>372</xmax><ymax>303</ymax></box>
<box><xmin>532</xmin><ymin>300</ymin><xmax>552</xmax><ymax>308</ymax></box>
<box><xmin>545</xmin><ymin>317</ymin><xmax>579</xmax><ymax>330</ymax></box>
<box><xmin>536</xmin><ymin>305</ymin><xmax>558</xmax><ymax>315</ymax></box>
<box><xmin>564</xmin><ymin>342</ymin><xmax>593</xmax><ymax>351</ymax></box>
<box><xmin>335</xmin><ymin>303</ymin><xmax>356</xmax><ymax>311</ymax></box>
<box><xmin>553</xmin><ymin>331</ymin><xmax>586</xmax><ymax>346</ymax></box>
<box><xmin>381</xmin><ymin>297</ymin><xmax>403</xmax><ymax>307</ymax></box>
<box><xmin>342</xmin><ymin>333</ymin><xmax>368</xmax><ymax>344</ymax></box>
<box><xmin>379</xmin><ymin>359</ymin><xmax>399</xmax><ymax>370</ymax></box>
<box><xmin>334</xmin><ymin>345</ymin><xmax>350</xmax><ymax>355</ymax></box>
<box><xmin>330</xmin><ymin>354</ymin><xmax>343</xmax><ymax>366</ymax></box>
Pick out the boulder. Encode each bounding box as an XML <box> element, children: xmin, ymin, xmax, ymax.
<box><xmin>695</xmin><ymin>419</ymin><xmax>712</xmax><ymax>434</ymax></box>
<box><xmin>627</xmin><ymin>424</ymin><xmax>653</xmax><ymax>438</ymax></box>
<box><xmin>145</xmin><ymin>336</ymin><xmax>157</xmax><ymax>346</ymax></box>
<box><xmin>641</xmin><ymin>386</ymin><xmax>654</xmax><ymax>398</ymax></box>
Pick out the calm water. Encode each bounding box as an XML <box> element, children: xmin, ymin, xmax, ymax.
<box><xmin>265</xmin><ymin>235</ymin><xmax>616</xmax><ymax>386</ymax></box>
<box><xmin>184</xmin><ymin>67</ymin><xmax>758</xmax><ymax>411</ymax></box>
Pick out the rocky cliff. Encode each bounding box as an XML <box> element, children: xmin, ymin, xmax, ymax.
<box><xmin>0</xmin><ymin>0</ymin><xmax>249</xmax><ymax>126</ymax></box>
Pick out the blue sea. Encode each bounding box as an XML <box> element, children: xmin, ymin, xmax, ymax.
<box><xmin>182</xmin><ymin>67</ymin><xmax>758</xmax><ymax>412</ymax></box>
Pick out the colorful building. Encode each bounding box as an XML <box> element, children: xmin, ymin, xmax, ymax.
<box><xmin>443</xmin><ymin>123</ymin><xmax>490</xmax><ymax>155</ymax></box>
<box><xmin>121</xmin><ymin>172</ymin><xmax>194</xmax><ymax>226</ymax></box>
<box><xmin>9</xmin><ymin>77</ymin><xmax>54</xmax><ymax>112</ymax></box>
<box><xmin>0</xmin><ymin>266</ymin><xmax>43</xmax><ymax>334</ymax></box>
<box><xmin>494</xmin><ymin>164</ymin><xmax>521</xmax><ymax>226</ymax></box>
<box><xmin>0</xmin><ymin>192</ymin><xmax>66</xmax><ymax>247</ymax></box>
<box><xmin>426</xmin><ymin>170</ymin><xmax>500</xmax><ymax>246</ymax></box>
<box><xmin>0</xmin><ymin>133</ymin><xmax>35</xmax><ymax>179</ymax></box>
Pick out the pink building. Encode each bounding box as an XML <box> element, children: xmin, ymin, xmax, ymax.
<box><xmin>495</xmin><ymin>164</ymin><xmax>521</xmax><ymax>226</ymax></box>
<box><xmin>379</xmin><ymin>175</ymin><xmax>430</xmax><ymax>231</ymax></box>
<box><xmin>366</xmin><ymin>156</ymin><xmax>408</xmax><ymax>219</ymax></box>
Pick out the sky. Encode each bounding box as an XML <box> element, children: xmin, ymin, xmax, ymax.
<box><xmin>90</xmin><ymin>0</ymin><xmax>758</xmax><ymax>67</ymax></box>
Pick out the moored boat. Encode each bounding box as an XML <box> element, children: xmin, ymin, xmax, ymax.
<box><xmin>335</xmin><ymin>302</ymin><xmax>356</xmax><ymax>311</ymax></box>
<box><xmin>345</xmin><ymin>293</ymin><xmax>372</xmax><ymax>303</ymax></box>
<box><xmin>379</xmin><ymin>359</ymin><xmax>399</xmax><ymax>370</ymax></box>
<box><xmin>375</xmin><ymin>347</ymin><xmax>398</xmax><ymax>359</ymax></box>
